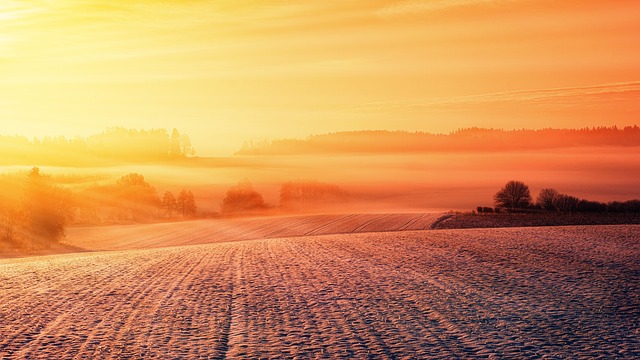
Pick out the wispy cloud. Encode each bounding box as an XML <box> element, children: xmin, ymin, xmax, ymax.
<box><xmin>353</xmin><ymin>82</ymin><xmax>640</xmax><ymax>112</ymax></box>
<box><xmin>378</xmin><ymin>0</ymin><xmax>509</xmax><ymax>17</ymax></box>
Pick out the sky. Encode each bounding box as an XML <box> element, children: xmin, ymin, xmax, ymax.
<box><xmin>1</xmin><ymin>0</ymin><xmax>639</xmax><ymax>155</ymax></box>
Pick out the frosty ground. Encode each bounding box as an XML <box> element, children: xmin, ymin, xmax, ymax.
<box><xmin>1</xmin><ymin>214</ymin><xmax>638</xmax><ymax>359</ymax></box>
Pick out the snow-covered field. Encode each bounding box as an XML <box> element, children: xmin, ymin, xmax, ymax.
<box><xmin>1</xmin><ymin>215</ymin><xmax>638</xmax><ymax>358</ymax></box>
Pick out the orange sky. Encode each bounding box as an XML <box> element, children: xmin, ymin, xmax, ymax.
<box><xmin>1</xmin><ymin>0</ymin><xmax>639</xmax><ymax>155</ymax></box>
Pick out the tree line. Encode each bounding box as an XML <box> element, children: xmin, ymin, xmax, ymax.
<box><xmin>105</xmin><ymin>173</ymin><xmax>197</xmax><ymax>221</ymax></box>
<box><xmin>0</xmin><ymin>127</ymin><xmax>195</xmax><ymax>166</ymax></box>
<box><xmin>237</xmin><ymin>126</ymin><xmax>640</xmax><ymax>155</ymax></box>
<box><xmin>486</xmin><ymin>180</ymin><xmax>640</xmax><ymax>214</ymax></box>
<box><xmin>0</xmin><ymin>168</ymin><xmax>198</xmax><ymax>249</ymax></box>
<box><xmin>0</xmin><ymin>168</ymin><xmax>345</xmax><ymax>248</ymax></box>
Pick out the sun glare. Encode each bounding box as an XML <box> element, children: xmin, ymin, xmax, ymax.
<box><xmin>0</xmin><ymin>1</ymin><xmax>35</xmax><ymax>21</ymax></box>
<box><xmin>0</xmin><ymin>3</ymin><xmax>31</xmax><ymax>54</ymax></box>
<box><xmin>0</xmin><ymin>35</ymin><xmax>10</xmax><ymax>50</ymax></box>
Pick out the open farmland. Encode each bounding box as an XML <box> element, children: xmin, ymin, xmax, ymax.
<box><xmin>1</xmin><ymin>220</ymin><xmax>638</xmax><ymax>359</ymax></box>
<box><xmin>65</xmin><ymin>213</ymin><xmax>442</xmax><ymax>251</ymax></box>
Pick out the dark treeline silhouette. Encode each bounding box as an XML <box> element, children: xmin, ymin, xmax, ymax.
<box><xmin>0</xmin><ymin>127</ymin><xmax>195</xmax><ymax>166</ymax></box>
<box><xmin>486</xmin><ymin>180</ymin><xmax>640</xmax><ymax>214</ymax></box>
<box><xmin>536</xmin><ymin>189</ymin><xmax>640</xmax><ymax>214</ymax></box>
<box><xmin>237</xmin><ymin>126</ymin><xmax>640</xmax><ymax>155</ymax></box>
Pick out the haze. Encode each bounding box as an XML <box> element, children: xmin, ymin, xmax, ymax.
<box><xmin>2</xmin><ymin>3</ymin><xmax>640</xmax><ymax>357</ymax></box>
<box><xmin>1</xmin><ymin>0</ymin><xmax>639</xmax><ymax>155</ymax></box>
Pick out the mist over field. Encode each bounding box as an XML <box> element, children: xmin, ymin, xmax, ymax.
<box><xmin>2</xmin><ymin>127</ymin><xmax>639</xmax><ymax>216</ymax></box>
<box><xmin>2</xmin><ymin>0</ymin><xmax>639</xmax><ymax>358</ymax></box>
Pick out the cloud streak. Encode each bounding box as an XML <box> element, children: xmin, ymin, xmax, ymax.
<box><xmin>378</xmin><ymin>0</ymin><xmax>508</xmax><ymax>17</ymax></box>
<box><xmin>354</xmin><ymin>82</ymin><xmax>640</xmax><ymax>112</ymax></box>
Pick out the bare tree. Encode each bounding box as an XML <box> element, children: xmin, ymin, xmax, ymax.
<box><xmin>555</xmin><ymin>194</ymin><xmax>579</xmax><ymax>213</ymax></box>
<box><xmin>537</xmin><ymin>188</ymin><xmax>560</xmax><ymax>211</ymax></box>
<box><xmin>494</xmin><ymin>180</ymin><xmax>532</xmax><ymax>211</ymax></box>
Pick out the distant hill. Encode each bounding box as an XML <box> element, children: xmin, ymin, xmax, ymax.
<box><xmin>0</xmin><ymin>127</ymin><xmax>195</xmax><ymax>166</ymax></box>
<box><xmin>236</xmin><ymin>126</ymin><xmax>640</xmax><ymax>155</ymax></box>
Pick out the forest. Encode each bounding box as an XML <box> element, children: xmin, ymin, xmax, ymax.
<box><xmin>237</xmin><ymin>126</ymin><xmax>640</xmax><ymax>155</ymax></box>
<box><xmin>0</xmin><ymin>127</ymin><xmax>195</xmax><ymax>166</ymax></box>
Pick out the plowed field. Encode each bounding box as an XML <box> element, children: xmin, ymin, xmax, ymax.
<box><xmin>1</xmin><ymin>219</ymin><xmax>638</xmax><ymax>358</ymax></box>
<box><xmin>66</xmin><ymin>213</ymin><xmax>442</xmax><ymax>251</ymax></box>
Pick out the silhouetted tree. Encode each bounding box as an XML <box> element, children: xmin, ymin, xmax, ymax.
<box><xmin>537</xmin><ymin>188</ymin><xmax>560</xmax><ymax>211</ymax></box>
<box><xmin>608</xmin><ymin>200</ymin><xmax>640</xmax><ymax>213</ymax></box>
<box><xmin>494</xmin><ymin>180</ymin><xmax>532</xmax><ymax>211</ymax></box>
<box><xmin>555</xmin><ymin>194</ymin><xmax>580</xmax><ymax>213</ymax></box>
<box><xmin>161</xmin><ymin>191</ymin><xmax>178</xmax><ymax>217</ymax></box>
<box><xmin>221</xmin><ymin>182</ymin><xmax>266</xmax><ymax>214</ymax></box>
<box><xmin>177</xmin><ymin>190</ymin><xmax>197</xmax><ymax>218</ymax></box>
<box><xmin>624</xmin><ymin>200</ymin><xmax>640</xmax><ymax>212</ymax></box>
<box><xmin>576</xmin><ymin>199</ymin><xmax>607</xmax><ymax>213</ymax></box>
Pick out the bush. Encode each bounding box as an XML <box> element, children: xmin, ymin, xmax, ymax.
<box><xmin>221</xmin><ymin>182</ymin><xmax>266</xmax><ymax>214</ymax></box>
